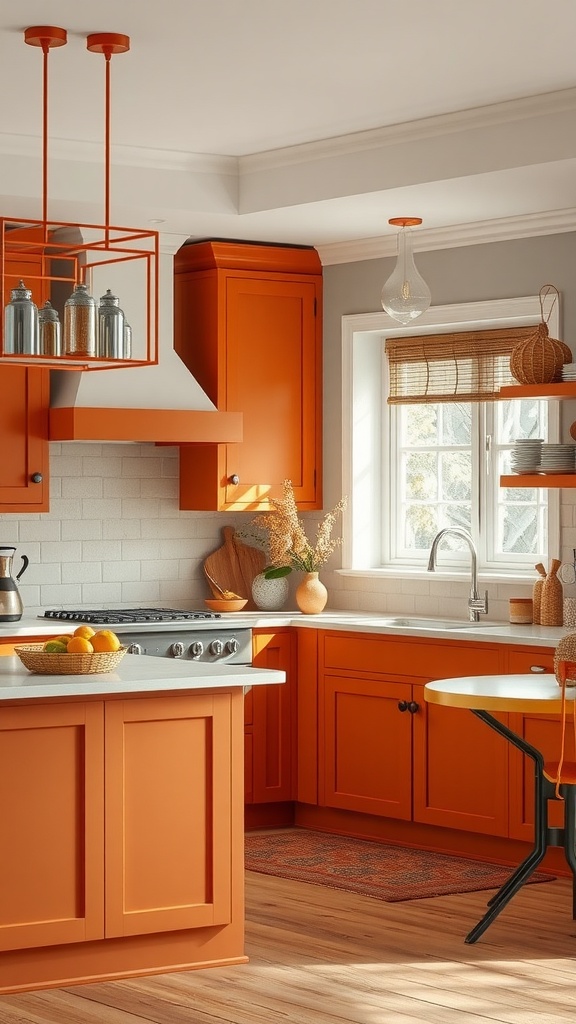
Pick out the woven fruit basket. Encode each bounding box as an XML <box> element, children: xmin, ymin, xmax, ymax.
<box><xmin>14</xmin><ymin>643</ymin><xmax>128</xmax><ymax>675</ymax></box>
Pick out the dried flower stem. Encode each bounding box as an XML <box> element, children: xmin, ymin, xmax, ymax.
<box><xmin>252</xmin><ymin>480</ymin><xmax>347</xmax><ymax>574</ymax></box>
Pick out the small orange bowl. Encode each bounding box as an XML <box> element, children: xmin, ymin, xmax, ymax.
<box><xmin>204</xmin><ymin>598</ymin><xmax>248</xmax><ymax>613</ymax></box>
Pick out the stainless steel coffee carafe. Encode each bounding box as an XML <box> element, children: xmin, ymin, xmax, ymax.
<box><xmin>0</xmin><ymin>546</ymin><xmax>29</xmax><ymax>622</ymax></box>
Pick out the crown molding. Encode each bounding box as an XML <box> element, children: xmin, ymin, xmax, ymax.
<box><xmin>242</xmin><ymin>88</ymin><xmax>576</xmax><ymax>172</ymax></box>
<box><xmin>0</xmin><ymin>132</ymin><xmax>237</xmax><ymax>175</ymax></box>
<box><xmin>317</xmin><ymin>209</ymin><xmax>576</xmax><ymax>265</ymax></box>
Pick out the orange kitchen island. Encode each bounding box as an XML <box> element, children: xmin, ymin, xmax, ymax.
<box><xmin>0</xmin><ymin>653</ymin><xmax>285</xmax><ymax>994</ymax></box>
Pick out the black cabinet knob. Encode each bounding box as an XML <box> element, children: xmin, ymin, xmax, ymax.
<box><xmin>408</xmin><ymin>701</ymin><xmax>419</xmax><ymax>714</ymax></box>
<box><xmin>31</xmin><ymin>472</ymin><xmax>43</xmax><ymax>484</ymax></box>
<box><xmin>229</xmin><ymin>474</ymin><xmax>240</xmax><ymax>485</ymax></box>
<box><xmin>397</xmin><ymin>700</ymin><xmax>408</xmax><ymax>712</ymax></box>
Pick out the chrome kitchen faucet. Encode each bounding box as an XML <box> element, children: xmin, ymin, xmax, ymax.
<box><xmin>427</xmin><ymin>528</ymin><xmax>489</xmax><ymax>622</ymax></box>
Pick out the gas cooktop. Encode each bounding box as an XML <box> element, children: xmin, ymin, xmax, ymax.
<box><xmin>40</xmin><ymin>607</ymin><xmax>222</xmax><ymax>625</ymax></box>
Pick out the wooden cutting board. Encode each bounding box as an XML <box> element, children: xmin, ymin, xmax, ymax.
<box><xmin>203</xmin><ymin>526</ymin><xmax>266</xmax><ymax>609</ymax></box>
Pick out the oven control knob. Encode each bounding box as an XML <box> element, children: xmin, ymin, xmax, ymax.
<box><xmin>226</xmin><ymin>638</ymin><xmax>240</xmax><ymax>656</ymax></box>
<box><xmin>170</xmin><ymin>641</ymin><xmax>185</xmax><ymax>658</ymax></box>
<box><xmin>127</xmin><ymin>643</ymin><xmax>143</xmax><ymax>655</ymax></box>
<box><xmin>189</xmin><ymin>640</ymin><xmax>204</xmax><ymax>658</ymax></box>
<box><xmin>210</xmin><ymin>638</ymin><xmax>224</xmax><ymax>656</ymax></box>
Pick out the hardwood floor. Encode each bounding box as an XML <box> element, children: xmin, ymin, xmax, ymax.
<box><xmin>2</xmin><ymin>870</ymin><xmax>576</xmax><ymax>1023</ymax></box>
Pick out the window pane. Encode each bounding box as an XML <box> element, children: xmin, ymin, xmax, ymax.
<box><xmin>403</xmin><ymin>405</ymin><xmax>438</xmax><ymax>445</ymax></box>
<box><xmin>440</xmin><ymin>404</ymin><xmax>471</xmax><ymax>445</ymax></box>
<box><xmin>440</xmin><ymin>451</ymin><xmax>472</xmax><ymax>502</ymax></box>
<box><xmin>404</xmin><ymin>507</ymin><xmax>439</xmax><ymax>550</ymax></box>
<box><xmin>404</xmin><ymin>451</ymin><xmax>438</xmax><ymax>500</ymax></box>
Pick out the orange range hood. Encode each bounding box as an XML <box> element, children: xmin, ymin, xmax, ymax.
<box><xmin>48</xmin><ymin>244</ymin><xmax>242</xmax><ymax>445</ymax></box>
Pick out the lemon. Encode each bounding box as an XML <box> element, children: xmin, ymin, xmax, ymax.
<box><xmin>44</xmin><ymin>640</ymin><xmax>68</xmax><ymax>653</ymax></box>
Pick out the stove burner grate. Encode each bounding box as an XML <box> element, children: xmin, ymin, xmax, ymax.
<box><xmin>41</xmin><ymin>607</ymin><xmax>222</xmax><ymax>624</ymax></box>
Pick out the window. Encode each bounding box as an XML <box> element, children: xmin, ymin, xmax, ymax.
<box><xmin>341</xmin><ymin>297</ymin><xmax>560</xmax><ymax>580</ymax></box>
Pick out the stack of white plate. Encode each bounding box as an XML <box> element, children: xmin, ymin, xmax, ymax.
<box><xmin>535</xmin><ymin>443</ymin><xmax>576</xmax><ymax>474</ymax></box>
<box><xmin>562</xmin><ymin>363</ymin><xmax>576</xmax><ymax>381</ymax></box>
<box><xmin>510</xmin><ymin>439</ymin><xmax>544</xmax><ymax>474</ymax></box>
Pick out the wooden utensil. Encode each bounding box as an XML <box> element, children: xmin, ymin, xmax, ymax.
<box><xmin>203</xmin><ymin>526</ymin><xmax>266</xmax><ymax>610</ymax></box>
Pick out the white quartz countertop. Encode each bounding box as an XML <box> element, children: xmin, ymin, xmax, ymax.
<box><xmin>0</xmin><ymin>652</ymin><xmax>285</xmax><ymax>701</ymax></box>
<box><xmin>2</xmin><ymin>610</ymin><xmax>572</xmax><ymax>648</ymax></box>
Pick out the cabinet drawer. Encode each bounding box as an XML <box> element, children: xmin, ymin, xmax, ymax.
<box><xmin>321</xmin><ymin>633</ymin><xmax>500</xmax><ymax>679</ymax></box>
<box><xmin>506</xmin><ymin>648</ymin><xmax>555</xmax><ymax>674</ymax></box>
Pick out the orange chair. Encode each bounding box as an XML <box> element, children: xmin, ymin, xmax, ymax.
<box><xmin>542</xmin><ymin>659</ymin><xmax>576</xmax><ymax>915</ymax></box>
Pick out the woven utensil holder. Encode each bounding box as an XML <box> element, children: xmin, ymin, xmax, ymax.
<box><xmin>14</xmin><ymin>643</ymin><xmax>127</xmax><ymax>675</ymax></box>
<box><xmin>532</xmin><ymin>561</ymin><xmax>546</xmax><ymax>625</ymax></box>
<box><xmin>554</xmin><ymin>634</ymin><xmax>576</xmax><ymax>686</ymax></box>
<box><xmin>540</xmin><ymin>557</ymin><xmax>564</xmax><ymax>627</ymax></box>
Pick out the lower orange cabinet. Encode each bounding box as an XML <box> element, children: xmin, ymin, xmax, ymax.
<box><xmin>318</xmin><ymin>631</ymin><xmax>510</xmax><ymax>837</ymax></box>
<box><xmin>0</xmin><ymin>691</ymin><xmax>235</xmax><ymax>954</ymax></box>
<box><xmin>246</xmin><ymin>630</ymin><xmax>295</xmax><ymax>804</ymax></box>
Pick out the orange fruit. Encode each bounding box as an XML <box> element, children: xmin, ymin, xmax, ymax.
<box><xmin>91</xmin><ymin>629</ymin><xmax>121</xmax><ymax>653</ymax></box>
<box><xmin>73</xmin><ymin>625</ymin><xmax>96</xmax><ymax>640</ymax></box>
<box><xmin>67</xmin><ymin>636</ymin><xmax>94</xmax><ymax>654</ymax></box>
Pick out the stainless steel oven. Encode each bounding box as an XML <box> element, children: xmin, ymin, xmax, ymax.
<box><xmin>39</xmin><ymin>607</ymin><xmax>253</xmax><ymax>665</ymax></box>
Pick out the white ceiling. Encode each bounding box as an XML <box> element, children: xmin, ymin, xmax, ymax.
<box><xmin>1</xmin><ymin>0</ymin><xmax>576</xmax><ymax>261</ymax></box>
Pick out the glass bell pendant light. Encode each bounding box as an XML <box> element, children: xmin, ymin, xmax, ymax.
<box><xmin>381</xmin><ymin>217</ymin><xmax>431</xmax><ymax>324</ymax></box>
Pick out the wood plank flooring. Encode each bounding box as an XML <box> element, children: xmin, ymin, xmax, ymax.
<box><xmin>2</xmin><ymin>870</ymin><xmax>576</xmax><ymax>1023</ymax></box>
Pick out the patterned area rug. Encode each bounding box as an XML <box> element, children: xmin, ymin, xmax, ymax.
<box><xmin>245</xmin><ymin>828</ymin><xmax>556</xmax><ymax>902</ymax></box>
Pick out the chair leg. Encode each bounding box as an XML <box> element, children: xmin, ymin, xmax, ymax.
<box><xmin>561</xmin><ymin>784</ymin><xmax>576</xmax><ymax>919</ymax></box>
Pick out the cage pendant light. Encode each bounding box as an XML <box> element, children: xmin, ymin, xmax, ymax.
<box><xmin>0</xmin><ymin>26</ymin><xmax>158</xmax><ymax>370</ymax></box>
<box><xmin>381</xmin><ymin>217</ymin><xmax>431</xmax><ymax>325</ymax></box>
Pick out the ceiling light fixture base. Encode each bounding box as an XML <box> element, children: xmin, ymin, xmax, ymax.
<box><xmin>388</xmin><ymin>217</ymin><xmax>423</xmax><ymax>229</ymax></box>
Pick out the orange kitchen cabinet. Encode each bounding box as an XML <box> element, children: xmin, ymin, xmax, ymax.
<box><xmin>0</xmin><ymin>237</ymin><xmax>50</xmax><ymax>511</ymax></box>
<box><xmin>0</xmin><ymin>365</ymin><xmax>49</xmax><ymax>511</ymax></box>
<box><xmin>0</xmin><ymin>701</ymin><xmax>104</xmax><ymax>952</ymax></box>
<box><xmin>317</xmin><ymin>631</ymin><xmax>509</xmax><ymax>836</ymax></box>
<box><xmin>247</xmin><ymin>629</ymin><xmax>296</xmax><ymax>804</ymax></box>
<box><xmin>0</xmin><ymin>689</ymin><xmax>245</xmax><ymax>992</ymax></box>
<box><xmin>174</xmin><ymin>240</ymin><xmax>322</xmax><ymax>511</ymax></box>
<box><xmin>105</xmin><ymin>693</ymin><xmax>234</xmax><ymax>935</ymax></box>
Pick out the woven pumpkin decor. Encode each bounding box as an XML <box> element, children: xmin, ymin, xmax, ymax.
<box><xmin>509</xmin><ymin>284</ymin><xmax>570</xmax><ymax>385</ymax></box>
<box><xmin>554</xmin><ymin>634</ymin><xmax>576</xmax><ymax>686</ymax></box>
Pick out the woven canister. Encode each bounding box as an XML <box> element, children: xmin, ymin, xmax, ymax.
<box><xmin>540</xmin><ymin>557</ymin><xmax>564</xmax><ymax>627</ymax></box>
<box><xmin>554</xmin><ymin>633</ymin><xmax>576</xmax><ymax>686</ymax></box>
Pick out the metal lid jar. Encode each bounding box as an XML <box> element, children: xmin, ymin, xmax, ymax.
<box><xmin>64</xmin><ymin>283</ymin><xmax>97</xmax><ymax>357</ymax></box>
<box><xmin>4</xmin><ymin>280</ymin><xmax>39</xmax><ymax>355</ymax></box>
<box><xmin>38</xmin><ymin>300</ymin><xmax>61</xmax><ymax>357</ymax></box>
<box><xmin>97</xmin><ymin>288</ymin><xmax>126</xmax><ymax>359</ymax></box>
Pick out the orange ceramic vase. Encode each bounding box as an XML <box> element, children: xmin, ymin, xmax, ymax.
<box><xmin>295</xmin><ymin>572</ymin><xmax>328</xmax><ymax>614</ymax></box>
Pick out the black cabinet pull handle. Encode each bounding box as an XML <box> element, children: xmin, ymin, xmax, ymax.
<box><xmin>397</xmin><ymin>700</ymin><xmax>408</xmax><ymax>712</ymax></box>
<box><xmin>31</xmin><ymin>472</ymin><xmax>43</xmax><ymax>484</ymax></box>
<box><xmin>408</xmin><ymin>701</ymin><xmax>419</xmax><ymax>714</ymax></box>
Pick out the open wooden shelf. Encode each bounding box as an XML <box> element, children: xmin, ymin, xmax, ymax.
<box><xmin>501</xmin><ymin>474</ymin><xmax>576</xmax><ymax>488</ymax></box>
<box><xmin>499</xmin><ymin>383</ymin><xmax>576</xmax><ymax>399</ymax></box>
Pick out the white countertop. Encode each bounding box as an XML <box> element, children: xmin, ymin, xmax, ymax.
<box><xmin>1</xmin><ymin>611</ymin><xmax>570</xmax><ymax>648</ymax></box>
<box><xmin>0</xmin><ymin>652</ymin><xmax>285</xmax><ymax>701</ymax></box>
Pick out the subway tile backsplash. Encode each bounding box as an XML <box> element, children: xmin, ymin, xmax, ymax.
<box><xmin>0</xmin><ymin>443</ymin><xmax>247</xmax><ymax>617</ymax></box>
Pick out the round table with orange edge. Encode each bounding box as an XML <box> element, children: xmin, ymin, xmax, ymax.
<box><xmin>424</xmin><ymin>663</ymin><xmax>576</xmax><ymax>944</ymax></box>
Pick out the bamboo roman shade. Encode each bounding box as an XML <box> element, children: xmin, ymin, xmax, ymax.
<box><xmin>385</xmin><ymin>326</ymin><xmax>535</xmax><ymax>404</ymax></box>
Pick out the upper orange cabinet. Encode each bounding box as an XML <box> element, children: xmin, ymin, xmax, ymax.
<box><xmin>174</xmin><ymin>240</ymin><xmax>323</xmax><ymax>511</ymax></box>
<box><xmin>0</xmin><ymin>366</ymin><xmax>50</xmax><ymax>511</ymax></box>
<box><xmin>0</xmin><ymin>238</ymin><xmax>50</xmax><ymax>512</ymax></box>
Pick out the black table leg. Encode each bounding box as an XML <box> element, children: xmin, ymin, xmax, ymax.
<box><xmin>465</xmin><ymin>710</ymin><xmax>551</xmax><ymax>944</ymax></box>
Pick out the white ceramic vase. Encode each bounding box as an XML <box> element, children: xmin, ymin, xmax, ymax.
<box><xmin>251</xmin><ymin>572</ymin><xmax>290</xmax><ymax>611</ymax></box>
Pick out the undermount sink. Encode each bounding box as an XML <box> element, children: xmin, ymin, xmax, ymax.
<box><xmin>360</xmin><ymin>617</ymin><xmax>494</xmax><ymax>631</ymax></box>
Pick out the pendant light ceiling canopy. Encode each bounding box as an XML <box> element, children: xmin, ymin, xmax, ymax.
<box><xmin>0</xmin><ymin>25</ymin><xmax>158</xmax><ymax>371</ymax></box>
<box><xmin>381</xmin><ymin>217</ymin><xmax>431</xmax><ymax>325</ymax></box>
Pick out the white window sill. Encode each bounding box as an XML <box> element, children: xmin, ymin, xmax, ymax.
<box><xmin>336</xmin><ymin>567</ymin><xmax>538</xmax><ymax>585</ymax></box>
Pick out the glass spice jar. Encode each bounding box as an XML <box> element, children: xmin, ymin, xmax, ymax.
<box><xmin>98</xmin><ymin>288</ymin><xmax>125</xmax><ymax>358</ymax></box>
<box><xmin>64</xmin><ymin>283</ymin><xmax>96</xmax><ymax>357</ymax></box>
<box><xmin>4</xmin><ymin>280</ymin><xmax>39</xmax><ymax>355</ymax></box>
<box><xmin>38</xmin><ymin>300</ymin><xmax>61</xmax><ymax>357</ymax></box>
